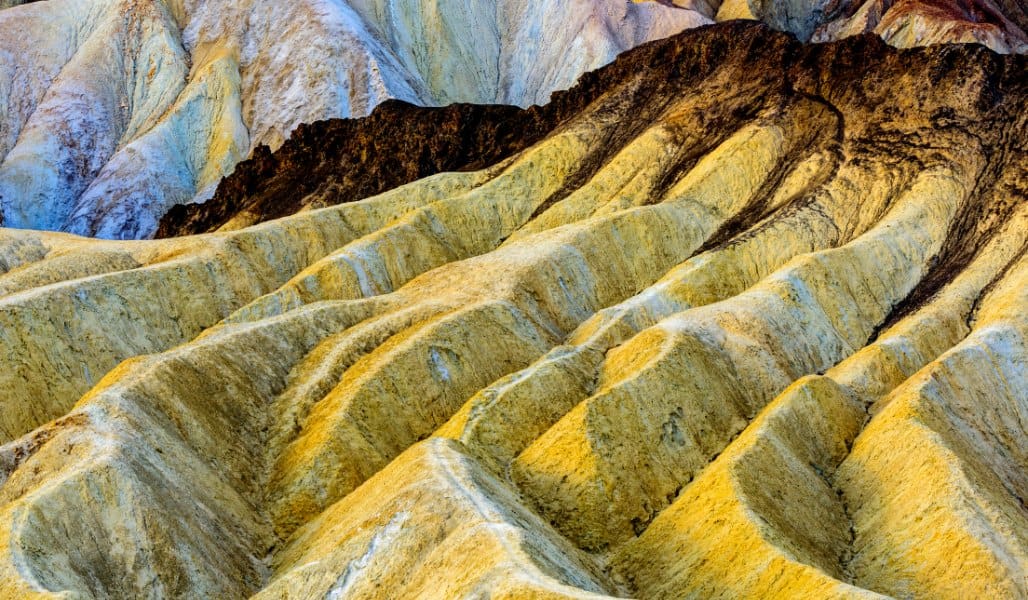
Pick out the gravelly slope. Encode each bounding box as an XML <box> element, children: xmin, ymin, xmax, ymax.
<box><xmin>0</xmin><ymin>22</ymin><xmax>1025</xmax><ymax>599</ymax></box>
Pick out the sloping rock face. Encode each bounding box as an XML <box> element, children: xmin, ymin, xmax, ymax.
<box><xmin>0</xmin><ymin>22</ymin><xmax>1026</xmax><ymax>599</ymax></box>
<box><xmin>699</xmin><ymin>0</ymin><xmax>1028</xmax><ymax>51</ymax></box>
<box><xmin>810</xmin><ymin>0</ymin><xmax>1028</xmax><ymax>52</ymax></box>
<box><xmin>2</xmin><ymin>0</ymin><xmax>1025</xmax><ymax>242</ymax></box>
<box><xmin>0</xmin><ymin>0</ymin><xmax>705</xmax><ymax>240</ymax></box>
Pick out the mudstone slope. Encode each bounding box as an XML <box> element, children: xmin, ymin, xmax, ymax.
<box><xmin>0</xmin><ymin>22</ymin><xmax>1025</xmax><ymax>599</ymax></box>
<box><xmin>0</xmin><ymin>0</ymin><xmax>704</xmax><ymax>239</ymax></box>
<box><xmin>2</xmin><ymin>0</ymin><xmax>1026</xmax><ymax>240</ymax></box>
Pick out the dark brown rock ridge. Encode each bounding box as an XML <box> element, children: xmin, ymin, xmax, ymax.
<box><xmin>156</xmin><ymin>102</ymin><xmax>563</xmax><ymax>237</ymax></box>
<box><xmin>159</xmin><ymin>21</ymin><xmax>1026</xmax><ymax>247</ymax></box>
<box><xmin>154</xmin><ymin>47</ymin><xmax>683</xmax><ymax>237</ymax></box>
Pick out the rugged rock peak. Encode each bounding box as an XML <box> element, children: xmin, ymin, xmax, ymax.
<box><xmin>155</xmin><ymin>101</ymin><xmax>573</xmax><ymax>237</ymax></box>
<box><xmin>811</xmin><ymin>0</ymin><xmax>1028</xmax><ymax>51</ymax></box>
<box><xmin>0</xmin><ymin>0</ymin><xmax>705</xmax><ymax>240</ymax></box>
<box><xmin>0</xmin><ymin>22</ymin><xmax>1025</xmax><ymax>599</ymax></box>
<box><xmin>645</xmin><ymin>0</ymin><xmax>1028</xmax><ymax>50</ymax></box>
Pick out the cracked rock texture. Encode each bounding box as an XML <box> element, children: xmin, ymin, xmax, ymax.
<box><xmin>0</xmin><ymin>22</ymin><xmax>1026</xmax><ymax>600</ymax></box>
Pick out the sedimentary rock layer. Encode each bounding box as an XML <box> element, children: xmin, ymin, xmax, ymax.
<box><xmin>3</xmin><ymin>0</ymin><xmax>1026</xmax><ymax>241</ymax></box>
<box><xmin>0</xmin><ymin>22</ymin><xmax>1025</xmax><ymax>599</ymax></box>
<box><xmin>0</xmin><ymin>0</ymin><xmax>704</xmax><ymax>239</ymax></box>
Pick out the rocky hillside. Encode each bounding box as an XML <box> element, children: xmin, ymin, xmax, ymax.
<box><xmin>154</xmin><ymin>1</ymin><xmax>1028</xmax><ymax>238</ymax></box>
<box><xmin>0</xmin><ymin>22</ymin><xmax>1024</xmax><ymax>599</ymax></box>
<box><xmin>2</xmin><ymin>1</ymin><xmax>1026</xmax><ymax>241</ymax></box>
<box><xmin>0</xmin><ymin>0</ymin><xmax>704</xmax><ymax>239</ymax></box>
<box><xmin>708</xmin><ymin>0</ymin><xmax>1028</xmax><ymax>50</ymax></box>
<box><xmin>154</xmin><ymin>100</ymin><xmax>578</xmax><ymax>237</ymax></box>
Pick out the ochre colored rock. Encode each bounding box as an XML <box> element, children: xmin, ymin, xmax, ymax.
<box><xmin>0</xmin><ymin>23</ymin><xmax>1025</xmax><ymax>600</ymax></box>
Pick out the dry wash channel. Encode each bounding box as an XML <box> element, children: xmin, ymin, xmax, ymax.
<box><xmin>0</xmin><ymin>23</ymin><xmax>1025</xmax><ymax>600</ymax></box>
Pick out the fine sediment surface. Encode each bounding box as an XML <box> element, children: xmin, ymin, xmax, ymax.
<box><xmin>0</xmin><ymin>0</ymin><xmax>703</xmax><ymax>239</ymax></box>
<box><xmin>0</xmin><ymin>22</ymin><xmax>1025</xmax><ymax>599</ymax></box>
<box><xmin>3</xmin><ymin>0</ymin><xmax>1025</xmax><ymax>240</ymax></box>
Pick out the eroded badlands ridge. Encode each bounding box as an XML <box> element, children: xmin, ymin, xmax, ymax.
<box><xmin>0</xmin><ymin>0</ymin><xmax>703</xmax><ymax>239</ymax></box>
<box><xmin>155</xmin><ymin>100</ymin><xmax>579</xmax><ymax>237</ymax></box>
<box><xmin>0</xmin><ymin>22</ymin><xmax>1026</xmax><ymax>599</ymax></box>
<box><xmin>2</xmin><ymin>0</ymin><xmax>1026</xmax><ymax>241</ymax></box>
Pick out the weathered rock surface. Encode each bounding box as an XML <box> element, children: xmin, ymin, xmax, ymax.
<box><xmin>0</xmin><ymin>22</ymin><xmax>1025</xmax><ymax>600</ymax></box>
<box><xmin>155</xmin><ymin>100</ymin><xmax>581</xmax><ymax>237</ymax></box>
<box><xmin>0</xmin><ymin>0</ymin><xmax>705</xmax><ymax>239</ymax></box>
<box><xmin>810</xmin><ymin>0</ymin><xmax>1028</xmax><ymax>52</ymax></box>
<box><xmin>3</xmin><ymin>0</ymin><xmax>1026</xmax><ymax>241</ymax></box>
<box><xmin>710</xmin><ymin>0</ymin><xmax>1028</xmax><ymax>50</ymax></box>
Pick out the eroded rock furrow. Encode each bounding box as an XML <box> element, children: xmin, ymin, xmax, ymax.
<box><xmin>611</xmin><ymin>203</ymin><xmax>1028</xmax><ymax>598</ymax></box>
<box><xmin>0</xmin><ymin>23</ymin><xmax>1024</xmax><ymax>600</ymax></box>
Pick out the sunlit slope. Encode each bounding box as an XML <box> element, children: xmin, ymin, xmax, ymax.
<box><xmin>0</xmin><ymin>24</ymin><xmax>1024</xmax><ymax>599</ymax></box>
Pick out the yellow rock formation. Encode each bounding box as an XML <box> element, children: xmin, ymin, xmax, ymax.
<box><xmin>0</xmin><ymin>23</ymin><xmax>1024</xmax><ymax>600</ymax></box>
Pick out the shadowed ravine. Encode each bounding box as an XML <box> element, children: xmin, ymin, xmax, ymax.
<box><xmin>0</xmin><ymin>23</ymin><xmax>1025</xmax><ymax>599</ymax></box>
